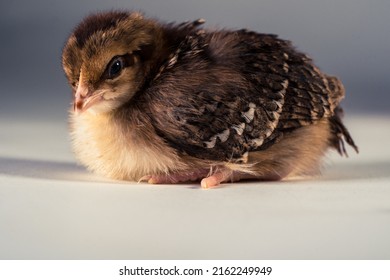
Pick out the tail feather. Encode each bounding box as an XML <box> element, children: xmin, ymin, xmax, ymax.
<box><xmin>329</xmin><ymin>106</ymin><xmax>359</xmax><ymax>156</ymax></box>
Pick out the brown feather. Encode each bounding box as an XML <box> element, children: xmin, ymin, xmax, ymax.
<box><xmin>62</xmin><ymin>11</ymin><xmax>358</xmax><ymax>185</ymax></box>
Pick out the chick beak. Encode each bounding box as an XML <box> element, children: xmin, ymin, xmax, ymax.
<box><xmin>73</xmin><ymin>84</ymin><xmax>102</xmax><ymax>114</ymax></box>
<box><xmin>74</xmin><ymin>84</ymin><xmax>88</xmax><ymax>113</ymax></box>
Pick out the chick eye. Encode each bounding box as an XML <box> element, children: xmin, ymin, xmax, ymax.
<box><xmin>107</xmin><ymin>57</ymin><xmax>125</xmax><ymax>79</ymax></box>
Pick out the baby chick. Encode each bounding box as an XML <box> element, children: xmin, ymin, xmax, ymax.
<box><xmin>62</xmin><ymin>11</ymin><xmax>358</xmax><ymax>188</ymax></box>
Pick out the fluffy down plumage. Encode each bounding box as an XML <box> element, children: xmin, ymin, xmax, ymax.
<box><xmin>62</xmin><ymin>11</ymin><xmax>358</xmax><ymax>188</ymax></box>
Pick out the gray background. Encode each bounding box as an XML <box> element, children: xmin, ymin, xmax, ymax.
<box><xmin>1</xmin><ymin>1</ymin><xmax>390</xmax><ymax>260</ymax></box>
<box><xmin>0</xmin><ymin>0</ymin><xmax>389</xmax><ymax>121</ymax></box>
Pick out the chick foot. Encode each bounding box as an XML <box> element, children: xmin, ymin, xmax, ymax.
<box><xmin>140</xmin><ymin>167</ymin><xmax>290</xmax><ymax>189</ymax></box>
<box><xmin>139</xmin><ymin>168</ymin><xmax>235</xmax><ymax>188</ymax></box>
<box><xmin>200</xmin><ymin>168</ymin><xmax>234</xmax><ymax>189</ymax></box>
<box><xmin>139</xmin><ymin>169</ymin><xmax>210</xmax><ymax>185</ymax></box>
<box><xmin>199</xmin><ymin>169</ymin><xmax>288</xmax><ymax>188</ymax></box>
<box><xmin>139</xmin><ymin>168</ymin><xmax>241</xmax><ymax>189</ymax></box>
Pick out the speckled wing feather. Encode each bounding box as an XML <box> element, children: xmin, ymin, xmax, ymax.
<box><xmin>142</xmin><ymin>27</ymin><xmax>348</xmax><ymax>162</ymax></box>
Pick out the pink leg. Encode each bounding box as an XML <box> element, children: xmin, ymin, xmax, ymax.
<box><xmin>139</xmin><ymin>169</ymin><xmax>210</xmax><ymax>185</ymax></box>
<box><xmin>140</xmin><ymin>166</ymin><xmax>290</xmax><ymax>188</ymax></box>
<box><xmin>200</xmin><ymin>169</ymin><xmax>287</xmax><ymax>188</ymax></box>
<box><xmin>139</xmin><ymin>168</ymin><xmax>232</xmax><ymax>188</ymax></box>
<box><xmin>140</xmin><ymin>168</ymin><xmax>235</xmax><ymax>189</ymax></box>
<box><xmin>200</xmin><ymin>168</ymin><xmax>233</xmax><ymax>189</ymax></box>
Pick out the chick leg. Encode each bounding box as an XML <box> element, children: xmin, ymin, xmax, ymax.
<box><xmin>200</xmin><ymin>167</ymin><xmax>291</xmax><ymax>188</ymax></box>
<box><xmin>139</xmin><ymin>169</ymin><xmax>210</xmax><ymax>184</ymax></box>
<box><xmin>139</xmin><ymin>167</ymin><xmax>233</xmax><ymax>188</ymax></box>
<box><xmin>140</xmin><ymin>165</ymin><xmax>290</xmax><ymax>188</ymax></box>
<box><xmin>200</xmin><ymin>168</ymin><xmax>234</xmax><ymax>189</ymax></box>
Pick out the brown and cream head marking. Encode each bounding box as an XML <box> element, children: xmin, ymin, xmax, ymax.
<box><xmin>62</xmin><ymin>11</ymin><xmax>164</xmax><ymax>115</ymax></box>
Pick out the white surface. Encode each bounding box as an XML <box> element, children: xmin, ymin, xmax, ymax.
<box><xmin>0</xmin><ymin>115</ymin><xmax>389</xmax><ymax>259</ymax></box>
